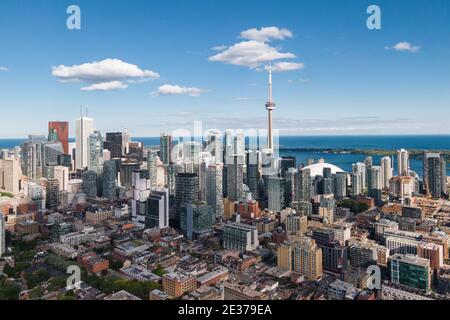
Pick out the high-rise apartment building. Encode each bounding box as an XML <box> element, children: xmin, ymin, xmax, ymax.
<box><xmin>277</xmin><ymin>243</ymin><xmax>292</xmax><ymax>271</ymax></box>
<box><xmin>0</xmin><ymin>157</ymin><xmax>21</xmax><ymax>194</ymax></box>
<box><xmin>82</xmin><ymin>170</ymin><xmax>98</xmax><ymax>198</ymax></box>
<box><xmin>417</xmin><ymin>241</ymin><xmax>443</xmax><ymax>270</ymax></box>
<box><xmin>397</xmin><ymin>149</ymin><xmax>409</xmax><ymax>176</ymax></box>
<box><xmin>381</xmin><ymin>156</ymin><xmax>393</xmax><ymax>189</ymax></box>
<box><xmin>267</xmin><ymin>176</ymin><xmax>284</xmax><ymax>212</ymax></box>
<box><xmin>88</xmin><ymin>131</ymin><xmax>103</xmax><ymax>173</ymax></box>
<box><xmin>131</xmin><ymin>170</ymin><xmax>152</xmax><ymax>228</ymax></box>
<box><xmin>246</xmin><ymin>150</ymin><xmax>260</xmax><ymax>199</ymax></box>
<box><xmin>293</xmin><ymin>237</ymin><xmax>323</xmax><ymax>280</ymax></box>
<box><xmin>285</xmin><ymin>213</ymin><xmax>308</xmax><ymax>236</ymax></box>
<box><xmin>160</xmin><ymin>133</ymin><xmax>173</xmax><ymax>165</ymax></box>
<box><xmin>296</xmin><ymin>168</ymin><xmax>311</xmax><ymax>202</ymax></box>
<box><xmin>352</xmin><ymin>162</ymin><xmax>366</xmax><ymax>192</ymax></box>
<box><xmin>226</xmin><ymin>155</ymin><xmax>244</xmax><ymax>202</ymax></box>
<box><xmin>206</xmin><ymin>163</ymin><xmax>224</xmax><ymax>219</ymax></box>
<box><xmin>53</xmin><ymin>165</ymin><xmax>69</xmax><ymax>191</ymax></box>
<box><xmin>175</xmin><ymin>173</ymin><xmax>199</xmax><ymax>227</ymax></box>
<box><xmin>423</xmin><ymin>153</ymin><xmax>446</xmax><ymax>199</ymax></box>
<box><xmin>351</xmin><ymin>172</ymin><xmax>362</xmax><ymax>196</ymax></box>
<box><xmin>147</xmin><ymin>150</ymin><xmax>158</xmax><ymax>189</ymax></box>
<box><xmin>102</xmin><ymin>160</ymin><xmax>117</xmax><ymax>200</ymax></box>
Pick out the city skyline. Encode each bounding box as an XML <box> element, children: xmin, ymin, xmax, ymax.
<box><xmin>1</xmin><ymin>0</ymin><xmax>450</xmax><ymax>137</ymax></box>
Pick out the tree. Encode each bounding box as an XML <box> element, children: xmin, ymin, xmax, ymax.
<box><xmin>153</xmin><ymin>266</ymin><xmax>167</xmax><ymax>277</ymax></box>
<box><xmin>2</xmin><ymin>264</ymin><xmax>16</xmax><ymax>278</ymax></box>
<box><xmin>25</xmin><ymin>268</ymin><xmax>50</xmax><ymax>289</ymax></box>
<box><xmin>0</xmin><ymin>278</ymin><xmax>20</xmax><ymax>300</ymax></box>
<box><xmin>48</xmin><ymin>276</ymin><xmax>67</xmax><ymax>292</ymax></box>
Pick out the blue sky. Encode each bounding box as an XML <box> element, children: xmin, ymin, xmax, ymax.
<box><xmin>0</xmin><ymin>0</ymin><xmax>449</xmax><ymax>138</ymax></box>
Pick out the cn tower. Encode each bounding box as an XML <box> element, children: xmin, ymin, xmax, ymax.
<box><xmin>265</xmin><ymin>63</ymin><xmax>276</xmax><ymax>151</ymax></box>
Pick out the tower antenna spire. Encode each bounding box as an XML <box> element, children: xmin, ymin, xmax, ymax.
<box><xmin>265</xmin><ymin>61</ymin><xmax>276</xmax><ymax>151</ymax></box>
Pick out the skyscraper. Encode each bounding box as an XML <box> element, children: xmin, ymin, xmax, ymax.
<box><xmin>76</xmin><ymin>116</ymin><xmax>94</xmax><ymax>170</ymax></box>
<box><xmin>352</xmin><ymin>162</ymin><xmax>366</xmax><ymax>192</ymax></box>
<box><xmin>131</xmin><ymin>170</ymin><xmax>152</xmax><ymax>227</ymax></box>
<box><xmin>226</xmin><ymin>155</ymin><xmax>245</xmax><ymax>202</ymax></box>
<box><xmin>147</xmin><ymin>188</ymin><xmax>169</xmax><ymax>229</ymax></box>
<box><xmin>175</xmin><ymin>173</ymin><xmax>199</xmax><ymax>227</ymax></box>
<box><xmin>284</xmin><ymin>168</ymin><xmax>298</xmax><ymax>207</ymax></box>
<box><xmin>48</xmin><ymin>121</ymin><xmax>69</xmax><ymax>154</ymax></box>
<box><xmin>351</xmin><ymin>172</ymin><xmax>362</xmax><ymax>196</ymax></box>
<box><xmin>82</xmin><ymin>170</ymin><xmax>98</xmax><ymax>198</ymax></box>
<box><xmin>381</xmin><ymin>156</ymin><xmax>393</xmax><ymax>189</ymax></box>
<box><xmin>267</xmin><ymin>176</ymin><xmax>284</xmax><ymax>212</ymax></box>
<box><xmin>206</xmin><ymin>163</ymin><xmax>224</xmax><ymax>219</ymax></box>
<box><xmin>43</xmin><ymin>178</ymin><xmax>59</xmax><ymax>209</ymax></box>
<box><xmin>102</xmin><ymin>160</ymin><xmax>117</xmax><ymax>200</ymax></box>
<box><xmin>280</xmin><ymin>156</ymin><xmax>296</xmax><ymax>177</ymax></box>
<box><xmin>0</xmin><ymin>213</ymin><xmax>5</xmax><ymax>257</ymax></box>
<box><xmin>293</xmin><ymin>237</ymin><xmax>323</xmax><ymax>280</ymax></box>
<box><xmin>333</xmin><ymin>172</ymin><xmax>347</xmax><ymax>200</ymax></box>
<box><xmin>104</xmin><ymin>132</ymin><xmax>123</xmax><ymax>159</ymax></box>
<box><xmin>265</xmin><ymin>63</ymin><xmax>276</xmax><ymax>151</ymax></box>
<box><xmin>233</xmin><ymin>131</ymin><xmax>245</xmax><ymax>158</ymax></box>
<box><xmin>147</xmin><ymin>149</ymin><xmax>158</xmax><ymax>189</ymax></box>
<box><xmin>277</xmin><ymin>243</ymin><xmax>292</xmax><ymax>271</ymax></box>
<box><xmin>0</xmin><ymin>157</ymin><xmax>21</xmax><ymax>194</ymax></box>
<box><xmin>88</xmin><ymin>131</ymin><xmax>103</xmax><ymax>173</ymax></box>
<box><xmin>20</xmin><ymin>135</ymin><xmax>46</xmax><ymax>181</ymax></box>
<box><xmin>53</xmin><ymin>165</ymin><xmax>69</xmax><ymax>191</ymax></box>
<box><xmin>206</xmin><ymin>130</ymin><xmax>223</xmax><ymax>164</ymax></box>
<box><xmin>160</xmin><ymin>133</ymin><xmax>173</xmax><ymax>165</ymax></box>
<box><xmin>397</xmin><ymin>149</ymin><xmax>409</xmax><ymax>176</ymax></box>
<box><xmin>120</xmin><ymin>159</ymin><xmax>140</xmax><ymax>188</ymax></box>
<box><xmin>246</xmin><ymin>150</ymin><xmax>260</xmax><ymax>200</ymax></box>
<box><xmin>424</xmin><ymin>153</ymin><xmax>446</xmax><ymax>199</ymax></box>
<box><xmin>296</xmin><ymin>168</ymin><xmax>311</xmax><ymax>202</ymax></box>
<box><xmin>224</xmin><ymin>129</ymin><xmax>234</xmax><ymax>164</ymax></box>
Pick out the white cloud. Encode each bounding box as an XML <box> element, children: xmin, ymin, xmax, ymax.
<box><xmin>0</xmin><ymin>66</ymin><xmax>8</xmax><ymax>72</ymax></box>
<box><xmin>209</xmin><ymin>40</ymin><xmax>296</xmax><ymax>69</ymax></box>
<box><xmin>52</xmin><ymin>58</ymin><xmax>159</xmax><ymax>91</ymax></box>
<box><xmin>240</xmin><ymin>26</ymin><xmax>293</xmax><ymax>42</ymax></box>
<box><xmin>155</xmin><ymin>84</ymin><xmax>205</xmax><ymax>97</ymax></box>
<box><xmin>386</xmin><ymin>42</ymin><xmax>421</xmax><ymax>53</ymax></box>
<box><xmin>81</xmin><ymin>81</ymin><xmax>128</xmax><ymax>91</ymax></box>
<box><xmin>211</xmin><ymin>45</ymin><xmax>227</xmax><ymax>51</ymax></box>
<box><xmin>266</xmin><ymin>61</ymin><xmax>304</xmax><ymax>72</ymax></box>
